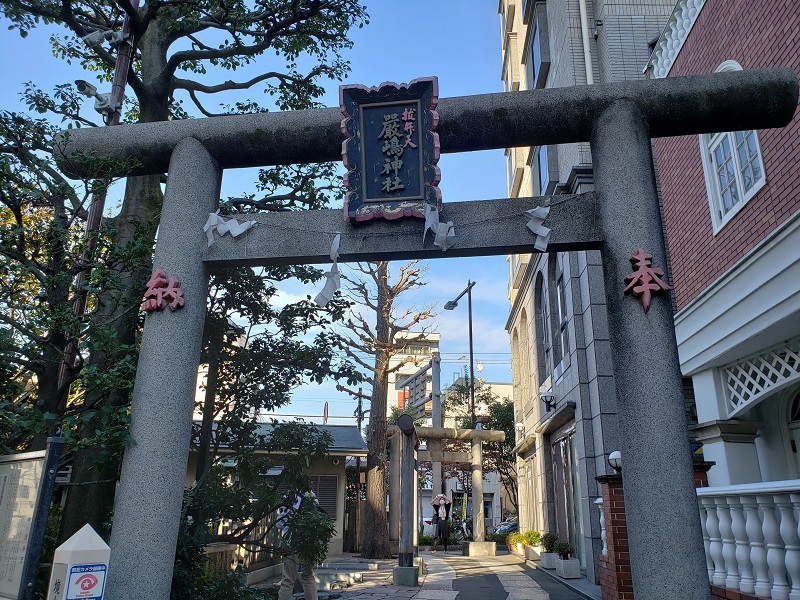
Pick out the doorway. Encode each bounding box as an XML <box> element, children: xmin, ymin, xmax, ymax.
<box><xmin>552</xmin><ymin>427</ymin><xmax>585</xmax><ymax>567</ymax></box>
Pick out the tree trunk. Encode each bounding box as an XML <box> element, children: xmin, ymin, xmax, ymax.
<box><xmin>58</xmin><ymin>13</ymin><xmax>176</xmax><ymax>541</ymax></box>
<box><xmin>195</xmin><ymin>317</ymin><xmax>225</xmax><ymax>484</ymax></box>
<box><xmin>59</xmin><ymin>172</ymin><xmax>164</xmax><ymax>541</ymax></box>
<box><xmin>29</xmin><ymin>194</ymin><xmax>71</xmax><ymax>451</ymax></box>
<box><xmin>360</xmin><ymin>262</ymin><xmax>392</xmax><ymax>559</ymax></box>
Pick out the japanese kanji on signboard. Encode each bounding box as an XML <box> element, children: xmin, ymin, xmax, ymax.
<box><xmin>340</xmin><ymin>77</ymin><xmax>441</xmax><ymax>223</ymax></box>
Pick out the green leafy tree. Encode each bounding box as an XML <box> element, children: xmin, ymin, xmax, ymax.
<box><xmin>172</xmin><ymin>421</ymin><xmax>335</xmax><ymax>600</ymax></box>
<box><xmin>0</xmin><ymin>109</ymin><xmax>141</xmax><ymax>459</ymax></box>
<box><xmin>285</xmin><ymin>493</ymin><xmax>337</xmax><ymax>565</ymax></box>
<box><xmin>1</xmin><ymin>0</ymin><xmax>368</xmax><ymax>539</ymax></box>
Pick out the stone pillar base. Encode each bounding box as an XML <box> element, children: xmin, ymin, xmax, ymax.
<box><xmin>461</xmin><ymin>541</ymin><xmax>497</xmax><ymax>557</ymax></box>
<box><xmin>393</xmin><ymin>566</ymin><xmax>419</xmax><ymax>587</ymax></box>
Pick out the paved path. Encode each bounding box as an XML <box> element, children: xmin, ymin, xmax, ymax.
<box><xmin>339</xmin><ymin>552</ymin><xmax>591</xmax><ymax>600</ymax></box>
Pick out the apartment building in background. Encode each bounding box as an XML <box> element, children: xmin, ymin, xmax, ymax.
<box><xmin>500</xmin><ymin>0</ymin><xmax>675</xmax><ymax>584</ymax></box>
<box><xmin>389</xmin><ymin>333</ymin><xmax>511</xmax><ymax>534</ymax></box>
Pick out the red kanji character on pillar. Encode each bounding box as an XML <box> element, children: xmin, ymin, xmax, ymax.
<box><xmin>623</xmin><ymin>248</ymin><xmax>672</xmax><ymax>313</ymax></box>
<box><xmin>142</xmin><ymin>269</ymin><xmax>185</xmax><ymax>313</ymax></box>
<box><xmin>142</xmin><ymin>269</ymin><xmax>168</xmax><ymax>312</ymax></box>
<box><xmin>163</xmin><ymin>277</ymin><xmax>184</xmax><ymax>311</ymax></box>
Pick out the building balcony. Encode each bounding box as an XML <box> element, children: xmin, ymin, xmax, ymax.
<box><xmin>697</xmin><ymin>479</ymin><xmax>800</xmax><ymax>599</ymax></box>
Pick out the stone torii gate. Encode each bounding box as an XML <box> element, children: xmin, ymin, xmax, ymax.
<box><xmin>56</xmin><ymin>68</ymin><xmax>797</xmax><ymax>600</ymax></box>
<box><xmin>389</xmin><ymin>417</ymin><xmax>506</xmax><ymax>586</ymax></box>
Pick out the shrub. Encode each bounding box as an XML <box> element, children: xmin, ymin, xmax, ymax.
<box><xmin>540</xmin><ymin>532</ymin><xmax>558</xmax><ymax>553</ymax></box>
<box><xmin>285</xmin><ymin>496</ymin><xmax>336</xmax><ymax>565</ymax></box>
<box><xmin>487</xmin><ymin>533</ymin><xmax>508</xmax><ymax>544</ymax></box>
<box><xmin>522</xmin><ymin>530</ymin><xmax>541</xmax><ymax>547</ymax></box>
<box><xmin>507</xmin><ymin>532</ymin><xmax>523</xmax><ymax>546</ymax></box>
<box><xmin>553</xmin><ymin>539</ymin><xmax>574</xmax><ymax>560</ymax></box>
<box><xmin>419</xmin><ymin>535</ymin><xmax>434</xmax><ymax>546</ymax></box>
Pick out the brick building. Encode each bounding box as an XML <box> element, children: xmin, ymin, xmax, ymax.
<box><xmin>649</xmin><ymin>0</ymin><xmax>800</xmax><ymax>489</ymax></box>
<box><xmin>646</xmin><ymin>1</ymin><xmax>800</xmax><ymax>598</ymax></box>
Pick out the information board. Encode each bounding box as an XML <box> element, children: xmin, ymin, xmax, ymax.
<box><xmin>0</xmin><ymin>451</ymin><xmax>45</xmax><ymax>600</ymax></box>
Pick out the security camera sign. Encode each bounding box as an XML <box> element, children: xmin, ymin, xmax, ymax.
<box><xmin>66</xmin><ymin>564</ymin><xmax>106</xmax><ymax>600</ymax></box>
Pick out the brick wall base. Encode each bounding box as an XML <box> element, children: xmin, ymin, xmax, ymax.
<box><xmin>597</xmin><ymin>475</ymin><xmax>633</xmax><ymax>600</ymax></box>
<box><xmin>710</xmin><ymin>584</ymin><xmax>769</xmax><ymax>600</ymax></box>
<box><xmin>599</xmin><ymin>555</ymin><xmax>633</xmax><ymax>600</ymax></box>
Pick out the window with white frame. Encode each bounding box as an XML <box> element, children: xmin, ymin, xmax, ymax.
<box><xmin>699</xmin><ymin>61</ymin><xmax>766</xmax><ymax>233</ymax></box>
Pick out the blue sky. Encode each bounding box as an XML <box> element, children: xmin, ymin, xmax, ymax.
<box><xmin>0</xmin><ymin>1</ymin><xmax>514</xmax><ymax>423</ymax></box>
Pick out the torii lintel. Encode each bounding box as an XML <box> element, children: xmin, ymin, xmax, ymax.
<box><xmin>54</xmin><ymin>68</ymin><xmax>797</xmax><ymax>179</ymax></box>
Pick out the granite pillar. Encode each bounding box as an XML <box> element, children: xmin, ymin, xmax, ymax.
<box><xmin>471</xmin><ymin>438</ymin><xmax>485</xmax><ymax>543</ymax></box>
<box><xmin>398</xmin><ymin>429</ymin><xmax>416</xmax><ymax>568</ymax></box>
<box><xmin>591</xmin><ymin>101</ymin><xmax>709</xmax><ymax>599</ymax></box>
<box><xmin>105</xmin><ymin>138</ymin><xmax>220</xmax><ymax>600</ymax></box>
<box><xmin>389</xmin><ymin>430</ymin><xmax>401</xmax><ymax>541</ymax></box>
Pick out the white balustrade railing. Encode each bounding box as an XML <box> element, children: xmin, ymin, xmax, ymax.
<box><xmin>595</xmin><ymin>497</ymin><xmax>607</xmax><ymax>556</ymax></box>
<box><xmin>697</xmin><ymin>480</ymin><xmax>800</xmax><ymax>600</ymax></box>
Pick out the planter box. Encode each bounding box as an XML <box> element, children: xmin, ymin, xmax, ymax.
<box><xmin>524</xmin><ymin>545</ymin><xmax>541</xmax><ymax>561</ymax></box>
<box><xmin>555</xmin><ymin>557</ymin><xmax>581</xmax><ymax>579</ymax></box>
<box><xmin>539</xmin><ymin>552</ymin><xmax>557</xmax><ymax>569</ymax></box>
<box><xmin>515</xmin><ymin>543</ymin><xmax>525</xmax><ymax>556</ymax></box>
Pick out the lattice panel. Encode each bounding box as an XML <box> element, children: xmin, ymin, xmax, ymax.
<box><xmin>724</xmin><ymin>338</ymin><xmax>800</xmax><ymax>417</ymax></box>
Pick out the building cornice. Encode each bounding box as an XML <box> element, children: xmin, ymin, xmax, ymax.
<box><xmin>689</xmin><ymin>419</ymin><xmax>763</xmax><ymax>444</ymax></box>
<box><xmin>514</xmin><ymin>434</ymin><xmax>536</xmax><ymax>456</ymax></box>
<box><xmin>646</xmin><ymin>0</ymin><xmax>707</xmax><ymax>79</ymax></box>
<box><xmin>674</xmin><ymin>211</ymin><xmax>800</xmax><ymax>374</ymax></box>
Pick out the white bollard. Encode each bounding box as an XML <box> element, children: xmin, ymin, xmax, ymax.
<box><xmin>46</xmin><ymin>524</ymin><xmax>110</xmax><ymax>600</ymax></box>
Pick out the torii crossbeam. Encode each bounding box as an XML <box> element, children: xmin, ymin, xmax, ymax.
<box><xmin>55</xmin><ymin>68</ymin><xmax>798</xmax><ymax>600</ymax></box>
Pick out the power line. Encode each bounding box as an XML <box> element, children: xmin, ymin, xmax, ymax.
<box><xmin>263</xmin><ymin>413</ymin><xmax>356</xmax><ymax>420</ymax></box>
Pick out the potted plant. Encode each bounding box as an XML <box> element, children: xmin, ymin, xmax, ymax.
<box><xmin>539</xmin><ymin>532</ymin><xmax>558</xmax><ymax>569</ymax></box>
<box><xmin>507</xmin><ymin>532</ymin><xmax>524</xmax><ymax>556</ymax></box>
<box><xmin>553</xmin><ymin>539</ymin><xmax>580</xmax><ymax>579</ymax></box>
<box><xmin>522</xmin><ymin>530</ymin><xmax>541</xmax><ymax>561</ymax></box>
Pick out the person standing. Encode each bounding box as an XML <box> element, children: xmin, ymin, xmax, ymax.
<box><xmin>430</xmin><ymin>493</ymin><xmax>452</xmax><ymax>553</ymax></box>
<box><xmin>277</xmin><ymin>491</ymin><xmax>333</xmax><ymax>600</ymax></box>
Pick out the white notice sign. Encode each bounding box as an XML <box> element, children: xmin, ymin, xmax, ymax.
<box><xmin>0</xmin><ymin>451</ymin><xmax>45</xmax><ymax>600</ymax></box>
<box><xmin>66</xmin><ymin>564</ymin><xmax>106</xmax><ymax>600</ymax></box>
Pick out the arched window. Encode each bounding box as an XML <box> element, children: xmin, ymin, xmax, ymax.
<box><xmin>699</xmin><ymin>60</ymin><xmax>766</xmax><ymax>233</ymax></box>
<box><xmin>534</xmin><ymin>272</ymin><xmax>553</xmax><ymax>387</ymax></box>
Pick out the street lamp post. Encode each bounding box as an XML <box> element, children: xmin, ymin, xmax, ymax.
<box><xmin>445</xmin><ymin>280</ymin><xmax>477</xmax><ymax>428</ymax></box>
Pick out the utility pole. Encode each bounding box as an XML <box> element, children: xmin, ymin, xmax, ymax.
<box><xmin>57</xmin><ymin>2</ymin><xmax>139</xmax><ymax>403</ymax></box>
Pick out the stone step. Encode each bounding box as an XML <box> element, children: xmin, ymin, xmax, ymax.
<box><xmin>314</xmin><ymin>569</ymin><xmax>364</xmax><ymax>590</ymax></box>
<box><xmin>319</xmin><ymin>561</ymin><xmax>378</xmax><ymax>571</ymax></box>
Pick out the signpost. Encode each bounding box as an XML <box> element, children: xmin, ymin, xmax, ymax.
<box><xmin>0</xmin><ymin>437</ymin><xmax>63</xmax><ymax>600</ymax></box>
<box><xmin>46</xmin><ymin>525</ymin><xmax>110</xmax><ymax>600</ymax></box>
